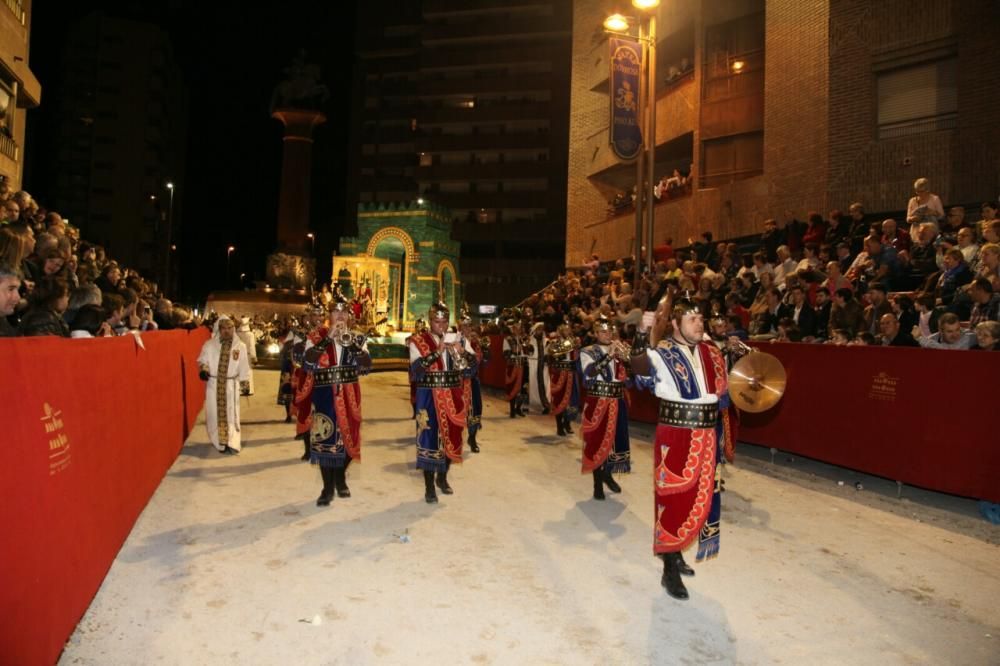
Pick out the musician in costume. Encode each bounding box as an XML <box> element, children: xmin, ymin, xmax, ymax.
<box><xmin>502</xmin><ymin>319</ymin><xmax>532</xmax><ymax>418</ymax></box>
<box><xmin>404</xmin><ymin>318</ymin><xmax>427</xmax><ymax>419</ymax></box>
<box><xmin>290</xmin><ymin>305</ymin><xmax>326</xmax><ymax>461</ymax></box>
<box><xmin>530</xmin><ymin>321</ymin><xmax>551</xmax><ymax>415</ymax></box>
<box><xmin>197</xmin><ymin>316</ymin><xmax>252</xmax><ymax>455</ymax></box>
<box><xmin>460</xmin><ymin>312</ymin><xmax>488</xmax><ymax>453</ymax></box>
<box><xmin>277</xmin><ymin>317</ymin><xmax>303</xmax><ymax>423</ymax></box>
<box><xmin>545</xmin><ymin>323</ymin><xmax>580</xmax><ymax>437</ymax></box>
<box><xmin>301</xmin><ymin>296</ymin><xmax>371</xmax><ymax>507</ymax></box>
<box><xmin>579</xmin><ymin>316</ymin><xmax>631</xmax><ymax>500</ymax></box>
<box><xmin>408</xmin><ymin>302</ymin><xmax>475</xmax><ymax>503</ymax></box>
<box><xmin>631</xmin><ymin>296</ymin><xmax>737</xmax><ymax>600</ymax></box>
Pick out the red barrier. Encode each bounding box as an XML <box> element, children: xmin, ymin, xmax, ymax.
<box><xmin>0</xmin><ymin>328</ymin><xmax>210</xmax><ymax>666</ymax></box>
<box><xmin>482</xmin><ymin>335</ymin><xmax>1000</xmax><ymax>501</ymax></box>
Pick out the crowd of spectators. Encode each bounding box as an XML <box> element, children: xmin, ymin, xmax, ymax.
<box><xmin>519</xmin><ymin>179</ymin><xmax>1000</xmax><ymax>352</ymax></box>
<box><xmin>607</xmin><ymin>165</ymin><xmax>694</xmax><ymax>217</ymax></box>
<box><xmin>0</xmin><ymin>182</ymin><xmax>202</xmax><ymax>338</ymax></box>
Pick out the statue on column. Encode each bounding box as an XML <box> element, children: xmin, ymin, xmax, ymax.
<box><xmin>270</xmin><ymin>48</ymin><xmax>330</xmax><ymax>112</ymax></box>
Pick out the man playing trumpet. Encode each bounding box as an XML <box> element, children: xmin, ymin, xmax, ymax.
<box><xmin>545</xmin><ymin>323</ymin><xmax>580</xmax><ymax>437</ymax></box>
<box><xmin>301</xmin><ymin>294</ymin><xmax>371</xmax><ymax>507</ymax></box>
<box><xmin>408</xmin><ymin>302</ymin><xmax>476</xmax><ymax>503</ymax></box>
<box><xmin>502</xmin><ymin>319</ymin><xmax>532</xmax><ymax>418</ymax></box>
<box><xmin>579</xmin><ymin>315</ymin><xmax>632</xmax><ymax>501</ymax></box>
<box><xmin>460</xmin><ymin>312</ymin><xmax>488</xmax><ymax>453</ymax></box>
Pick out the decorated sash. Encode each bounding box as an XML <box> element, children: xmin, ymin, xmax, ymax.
<box><xmin>309</xmin><ymin>332</ymin><xmax>363</xmax><ymax>463</ymax></box>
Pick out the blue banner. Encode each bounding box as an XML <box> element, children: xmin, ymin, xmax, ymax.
<box><xmin>609</xmin><ymin>37</ymin><xmax>643</xmax><ymax>161</ymax></box>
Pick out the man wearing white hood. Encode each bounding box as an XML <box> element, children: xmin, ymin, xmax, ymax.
<box><xmin>197</xmin><ymin>316</ymin><xmax>252</xmax><ymax>454</ymax></box>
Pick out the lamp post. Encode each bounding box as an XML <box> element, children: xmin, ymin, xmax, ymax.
<box><xmin>164</xmin><ymin>181</ymin><xmax>176</xmax><ymax>296</ymax></box>
<box><xmin>306</xmin><ymin>232</ymin><xmax>315</xmax><ymax>255</ymax></box>
<box><xmin>227</xmin><ymin>245</ymin><xmax>236</xmax><ymax>288</ymax></box>
<box><xmin>605</xmin><ymin>0</ymin><xmax>659</xmax><ymax>287</ymax></box>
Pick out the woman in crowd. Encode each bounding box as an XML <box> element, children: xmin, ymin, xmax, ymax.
<box><xmin>18</xmin><ymin>277</ymin><xmax>71</xmax><ymax>337</ymax></box>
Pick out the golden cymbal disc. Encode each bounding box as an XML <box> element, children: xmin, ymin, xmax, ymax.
<box><xmin>729</xmin><ymin>351</ymin><xmax>787</xmax><ymax>413</ymax></box>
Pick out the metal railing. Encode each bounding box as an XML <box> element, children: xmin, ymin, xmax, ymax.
<box><xmin>3</xmin><ymin>0</ymin><xmax>24</xmax><ymax>24</ymax></box>
<box><xmin>0</xmin><ymin>133</ymin><xmax>18</xmax><ymax>161</ymax></box>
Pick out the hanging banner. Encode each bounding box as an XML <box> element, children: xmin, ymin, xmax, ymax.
<box><xmin>609</xmin><ymin>37</ymin><xmax>643</xmax><ymax>161</ymax></box>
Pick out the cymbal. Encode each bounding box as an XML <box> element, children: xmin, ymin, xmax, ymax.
<box><xmin>729</xmin><ymin>351</ymin><xmax>786</xmax><ymax>413</ymax></box>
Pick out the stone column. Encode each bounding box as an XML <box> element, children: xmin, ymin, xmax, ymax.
<box><xmin>268</xmin><ymin>108</ymin><xmax>326</xmax><ymax>288</ymax></box>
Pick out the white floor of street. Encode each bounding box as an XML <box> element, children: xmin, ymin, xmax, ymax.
<box><xmin>61</xmin><ymin>369</ymin><xmax>998</xmax><ymax>665</ymax></box>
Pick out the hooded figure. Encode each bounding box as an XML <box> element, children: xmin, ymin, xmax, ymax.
<box><xmin>197</xmin><ymin>315</ymin><xmax>252</xmax><ymax>454</ymax></box>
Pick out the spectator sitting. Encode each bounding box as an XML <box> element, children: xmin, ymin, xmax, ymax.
<box><xmin>0</xmin><ymin>263</ymin><xmax>20</xmax><ymax>336</ymax></box>
<box><xmin>825</xmin><ymin>209</ymin><xmax>851</xmax><ymax>246</ymax></box>
<box><xmin>863</xmin><ymin>282</ymin><xmax>893</xmax><ymax>335</ymax></box>
<box><xmin>829</xmin><ymin>328</ymin><xmax>850</xmax><ymax>345</ymax></box>
<box><xmin>975</xmin><ymin>242</ymin><xmax>999</xmax><ymax>291</ymax></box>
<box><xmin>908</xmin><ymin>222</ymin><xmax>940</xmax><ymax>283</ymax></box>
<box><xmin>102</xmin><ymin>292</ymin><xmax>126</xmax><ymax>335</ymax></box>
<box><xmin>830</xmin><ymin>287</ymin><xmax>864</xmax><ymax>338</ymax></box>
<box><xmin>821</xmin><ymin>261</ymin><xmax>852</xmax><ymax>296</ymax></box>
<box><xmin>934</xmin><ymin>248</ymin><xmax>973</xmax><ymax>311</ymax></box>
<box><xmin>18</xmin><ymin>276</ymin><xmax>71</xmax><ymax>337</ymax></box>
<box><xmin>878</xmin><ymin>313</ymin><xmax>918</xmax><ymax>347</ymax></box>
<box><xmin>70</xmin><ymin>304</ymin><xmax>113</xmax><ymax>339</ymax></box>
<box><xmin>773</xmin><ymin>245</ymin><xmax>796</xmax><ymax>288</ymax></box>
<box><xmin>973</xmin><ymin>321</ymin><xmax>1000</xmax><ymax>351</ymax></box>
<box><xmin>906</xmin><ymin>178</ymin><xmax>945</xmax><ymax>228</ymax></box>
<box><xmin>859</xmin><ymin>235</ymin><xmax>901</xmax><ymax>290</ymax></box>
<box><xmin>95</xmin><ymin>263</ymin><xmax>121</xmax><ymax>293</ymax></box>
<box><xmin>795</xmin><ymin>243</ymin><xmax>822</xmax><ymax>274</ymax></box>
<box><xmin>880</xmin><ymin>218</ymin><xmax>911</xmax><ymax>253</ymax></box>
<box><xmin>892</xmin><ymin>294</ymin><xmax>919</xmax><ymax>333</ymax></box>
<box><xmin>653</xmin><ymin>237</ymin><xmax>674</xmax><ymax>263</ymax></box>
<box><xmin>154</xmin><ymin>298</ymin><xmax>175</xmax><ymax>330</ymax></box>
<box><xmin>64</xmin><ymin>283</ymin><xmax>102</xmax><ymax>327</ymax></box>
<box><xmin>941</xmin><ymin>205</ymin><xmax>969</xmax><ymax>236</ymax></box>
<box><xmin>760</xmin><ymin>218</ymin><xmax>784</xmax><ymax>263</ymax></box>
<box><xmin>802</xmin><ymin>212</ymin><xmax>828</xmax><ymax>246</ymax></box>
<box><xmin>914</xmin><ymin>292</ymin><xmax>945</xmax><ymax>338</ymax></box>
<box><xmin>813</xmin><ymin>288</ymin><xmax>832</xmax><ymax>338</ymax></box>
<box><xmin>779</xmin><ymin>284</ymin><xmax>818</xmax><ymax>339</ymax></box>
<box><xmin>847</xmin><ymin>202</ymin><xmax>870</xmax><ymax>254</ymax></box>
<box><xmin>851</xmin><ymin>332</ymin><xmax>877</xmax><ymax>346</ymax></box>
<box><xmin>956</xmin><ymin>227</ymin><xmax>979</xmax><ymax>269</ymax></box>
<box><xmin>913</xmin><ymin>312</ymin><xmax>975</xmax><ymax>350</ymax></box>
<box><xmin>968</xmin><ymin>278</ymin><xmax>1000</xmax><ymax>327</ymax></box>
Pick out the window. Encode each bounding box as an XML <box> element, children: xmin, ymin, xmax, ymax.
<box><xmin>700</xmin><ymin>132</ymin><xmax>763</xmax><ymax>188</ymax></box>
<box><xmin>877</xmin><ymin>58</ymin><xmax>957</xmax><ymax>139</ymax></box>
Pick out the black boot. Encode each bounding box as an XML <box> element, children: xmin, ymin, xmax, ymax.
<box><xmin>676</xmin><ymin>552</ymin><xmax>695</xmax><ymax>577</ymax></box>
<box><xmin>509</xmin><ymin>400</ymin><xmax>517</xmax><ymax>418</ymax></box>
<box><xmin>300</xmin><ymin>433</ymin><xmax>311</xmax><ymax>461</ymax></box>
<box><xmin>603</xmin><ymin>467</ymin><xmax>622</xmax><ymax>494</ymax></box>
<box><xmin>334</xmin><ymin>466</ymin><xmax>351</xmax><ymax>498</ymax></box>
<box><xmin>423</xmin><ymin>470</ymin><xmax>438</xmax><ymax>503</ymax></box>
<box><xmin>556</xmin><ymin>414</ymin><xmax>566</xmax><ymax>437</ymax></box>
<box><xmin>564</xmin><ymin>417</ymin><xmax>573</xmax><ymax>435</ymax></box>
<box><xmin>284</xmin><ymin>404</ymin><xmax>292</xmax><ymax>424</ymax></box>
<box><xmin>592</xmin><ymin>470</ymin><xmax>606</xmax><ymax>501</ymax></box>
<box><xmin>436</xmin><ymin>459</ymin><xmax>454</xmax><ymax>494</ymax></box>
<box><xmin>316</xmin><ymin>466</ymin><xmax>335</xmax><ymax>506</ymax></box>
<box><xmin>661</xmin><ymin>553</ymin><xmax>689</xmax><ymax>600</ymax></box>
<box><xmin>468</xmin><ymin>430</ymin><xmax>480</xmax><ymax>453</ymax></box>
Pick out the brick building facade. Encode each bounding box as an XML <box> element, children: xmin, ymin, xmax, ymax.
<box><xmin>567</xmin><ymin>0</ymin><xmax>1000</xmax><ymax>266</ymax></box>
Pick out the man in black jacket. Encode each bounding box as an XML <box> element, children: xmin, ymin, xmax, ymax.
<box><xmin>0</xmin><ymin>263</ymin><xmax>21</xmax><ymax>336</ymax></box>
<box><xmin>878</xmin><ymin>313</ymin><xmax>918</xmax><ymax>347</ymax></box>
<box><xmin>779</xmin><ymin>284</ymin><xmax>818</xmax><ymax>339</ymax></box>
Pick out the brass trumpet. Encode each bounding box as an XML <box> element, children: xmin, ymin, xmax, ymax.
<box><xmin>610</xmin><ymin>339</ymin><xmax>632</xmax><ymax>361</ymax></box>
<box><xmin>337</xmin><ymin>329</ymin><xmax>368</xmax><ymax>349</ymax></box>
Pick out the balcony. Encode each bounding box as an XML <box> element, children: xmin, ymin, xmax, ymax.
<box><xmin>0</xmin><ymin>133</ymin><xmax>18</xmax><ymax>161</ymax></box>
<box><xmin>415</xmin><ymin>160</ymin><xmax>550</xmax><ymax>181</ymax></box>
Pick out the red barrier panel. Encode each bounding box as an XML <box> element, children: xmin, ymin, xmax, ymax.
<box><xmin>0</xmin><ymin>328</ymin><xmax>210</xmax><ymax>666</ymax></box>
<box><xmin>482</xmin><ymin>335</ymin><xmax>999</xmax><ymax>501</ymax></box>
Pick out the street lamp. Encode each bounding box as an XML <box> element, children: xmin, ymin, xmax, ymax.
<box><xmin>605</xmin><ymin>0</ymin><xmax>659</xmax><ymax>286</ymax></box>
<box><xmin>227</xmin><ymin>245</ymin><xmax>236</xmax><ymax>287</ymax></box>
<box><xmin>306</xmin><ymin>232</ymin><xmax>315</xmax><ymax>255</ymax></box>
<box><xmin>164</xmin><ymin>181</ymin><xmax>176</xmax><ymax>296</ymax></box>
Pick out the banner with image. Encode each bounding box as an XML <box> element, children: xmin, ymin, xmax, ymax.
<box><xmin>609</xmin><ymin>37</ymin><xmax>643</xmax><ymax>161</ymax></box>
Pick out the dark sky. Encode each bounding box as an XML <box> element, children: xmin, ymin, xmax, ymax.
<box><xmin>24</xmin><ymin>0</ymin><xmax>358</xmax><ymax>302</ymax></box>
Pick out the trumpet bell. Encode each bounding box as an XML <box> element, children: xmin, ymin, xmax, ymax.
<box><xmin>728</xmin><ymin>351</ymin><xmax>786</xmax><ymax>413</ymax></box>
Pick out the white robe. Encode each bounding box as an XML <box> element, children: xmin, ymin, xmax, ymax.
<box><xmin>197</xmin><ymin>336</ymin><xmax>252</xmax><ymax>452</ymax></box>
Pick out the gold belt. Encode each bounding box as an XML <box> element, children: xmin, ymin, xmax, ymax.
<box><xmin>314</xmin><ymin>366</ymin><xmax>359</xmax><ymax>386</ymax></box>
<box><xmin>416</xmin><ymin>370</ymin><xmax>461</xmax><ymax>389</ymax></box>
<box><xmin>588</xmin><ymin>381</ymin><xmax>623</xmax><ymax>398</ymax></box>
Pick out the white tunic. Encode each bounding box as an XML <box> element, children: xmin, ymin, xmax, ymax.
<box><xmin>197</xmin><ymin>336</ymin><xmax>252</xmax><ymax>451</ymax></box>
<box><xmin>646</xmin><ymin>342</ymin><xmax>719</xmax><ymax>405</ymax></box>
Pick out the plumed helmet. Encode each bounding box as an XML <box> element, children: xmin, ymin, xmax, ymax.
<box><xmin>428</xmin><ymin>301</ymin><xmax>450</xmax><ymax>321</ymax></box>
<box><xmin>593</xmin><ymin>315</ymin><xmax>614</xmax><ymax>332</ymax></box>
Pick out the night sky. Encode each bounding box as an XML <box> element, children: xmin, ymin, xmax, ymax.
<box><xmin>24</xmin><ymin>1</ymin><xmax>357</xmax><ymax>303</ymax></box>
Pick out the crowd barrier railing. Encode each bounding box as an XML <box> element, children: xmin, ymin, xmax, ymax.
<box><xmin>0</xmin><ymin>328</ymin><xmax>211</xmax><ymax>665</ymax></box>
